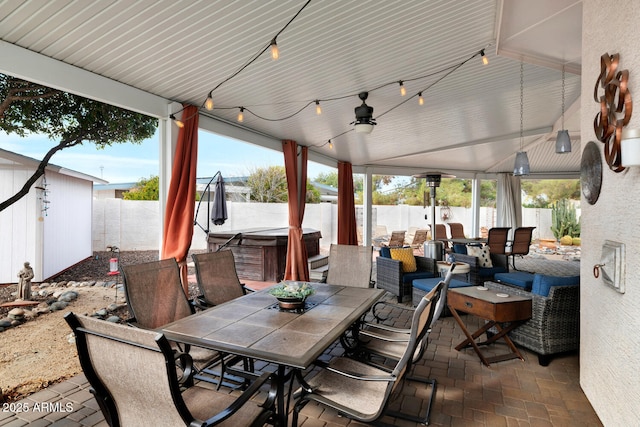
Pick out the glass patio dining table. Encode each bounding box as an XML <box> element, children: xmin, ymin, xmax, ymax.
<box><xmin>162</xmin><ymin>282</ymin><xmax>385</xmax><ymax>425</ymax></box>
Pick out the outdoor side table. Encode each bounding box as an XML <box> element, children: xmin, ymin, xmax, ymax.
<box><xmin>447</xmin><ymin>286</ymin><xmax>532</xmax><ymax>366</ymax></box>
<box><xmin>437</xmin><ymin>261</ymin><xmax>470</xmax><ymax>281</ymax></box>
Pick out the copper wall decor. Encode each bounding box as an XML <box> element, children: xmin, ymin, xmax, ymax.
<box><xmin>581</xmin><ymin>141</ymin><xmax>603</xmax><ymax>205</ymax></box>
<box><xmin>593</xmin><ymin>53</ymin><xmax>633</xmax><ymax>172</ymax></box>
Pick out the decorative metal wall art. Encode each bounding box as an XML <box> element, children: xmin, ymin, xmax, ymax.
<box><xmin>593</xmin><ymin>53</ymin><xmax>633</xmax><ymax>172</ymax></box>
<box><xmin>581</xmin><ymin>141</ymin><xmax>603</xmax><ymax>205</ymax></box>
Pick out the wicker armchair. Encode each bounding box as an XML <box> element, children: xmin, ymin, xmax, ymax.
<box><xmin>485</xmin><ymin>280</ymin><xmax>580</xmax><ymax>366</ymax></box>
<box><xmin>376</xmin><ymin>253</ymin><xmax>437</xmax><ymax>302</ymax></box>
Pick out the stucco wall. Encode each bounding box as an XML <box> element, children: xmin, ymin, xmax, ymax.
<box><xmin>581</xmin><ymin>1</ymin><xmax>640</xmax><ymax>424</ymax></box>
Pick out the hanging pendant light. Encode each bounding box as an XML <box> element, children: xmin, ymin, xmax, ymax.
<box><xmin>514</xmin><ymin>62</ymin><xmax>530</xmax><ymax>176</ymax></box>
<box><xmin>556</xmin><ymin>65</ymin><xmax>572</xmax><ymax>153</ymax></box>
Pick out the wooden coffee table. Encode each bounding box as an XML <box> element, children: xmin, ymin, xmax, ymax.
<box><xmin>447</xmin><ymin>286</ymin><xmax>532</xmax><ymax>366</ymax></box>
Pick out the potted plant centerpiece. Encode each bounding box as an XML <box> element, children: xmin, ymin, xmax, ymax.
<box><xmin>269</xmin><ymin>281</ymin><xmax>315</xmax><ymax>310</ymax></box>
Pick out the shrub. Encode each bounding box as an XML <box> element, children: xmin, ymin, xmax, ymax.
<box><xmin>551</xmin><ymin>199</ymin><xmax>581</xmax><ymax>240</ymax></box>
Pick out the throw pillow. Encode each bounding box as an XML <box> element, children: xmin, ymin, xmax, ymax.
<box><xmin>389</xmin><ymin>247</ymin><xmax>417</xmax><ymax>273</ymax></box>
<box><xmin>467</xmin><ymin>245</ymin><xmax>493</xmax><ymax>268</ymax></box>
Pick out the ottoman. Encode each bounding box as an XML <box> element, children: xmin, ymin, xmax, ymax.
<box><xmin>412</xmin><ymin>277</ymin><xmax>473</xmax><ymax>315</ymax></box>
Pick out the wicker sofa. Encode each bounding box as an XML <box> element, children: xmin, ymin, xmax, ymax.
<box><xmin>376</xmin><ymin>248</ymin><xmax>437</xmax><ymax>303</ymax></box>
<box><xmin>485</xmin><ymin>274</ymin><xmax>580</xmax><ymax>366</ymax></box>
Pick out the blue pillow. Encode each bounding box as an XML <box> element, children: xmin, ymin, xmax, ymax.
<box><xmin>452</xmin><ymin>244</ymin><xmax>467</xmax><ymax>255</ymax></box>
<box><xmin>379</xmin><ymin>246</ymin><xmax>391</xmax><ymax>258</ymax></box>
<box><xmin>531</xmin><ymin>274</ymin><xmax>580</xmax><ymax>297</ymax></box>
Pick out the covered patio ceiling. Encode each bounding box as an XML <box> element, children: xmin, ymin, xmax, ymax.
<box><xmin>0</xmin><ymin>0</ymin><xmax>583</xmax><ymax>179</ymax></box>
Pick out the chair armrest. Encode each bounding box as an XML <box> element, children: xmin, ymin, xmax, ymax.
<box><xmin>314</xmin><ymin>359</ymin><xmax>396</xmax><ymax>382</ymax></box>
<box><xmin>450</xmin><ymin>253</ymin><xmax>479</xmax><ymax>267</ymax></box>
<box><xmin>241</xmin><ymin>285</ymin><xmax>256</xmax><ymax>293</ymax></box>
<box><xmin>202</xmin><ymin>371</ymin><xmax>277</xmax><ymax>426</ymax></box>
<box><xmin>415</xmin><ymin>255</ymin><xmax>437</xmax><ymax>274</ymax></box>
<box><xmin>359</xmin><ymin>329</ymin><xmax>410</xmax><ymax>342</ymax></box>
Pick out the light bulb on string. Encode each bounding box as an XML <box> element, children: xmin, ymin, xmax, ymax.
<box><xmin>328</xmin><ymin>140</ymin><xmax>333</xmax><ymax>149</ymax></box>
<box><xmin>418</xmin><ymin>92</ymin><xmax>424</xmax><ymax>106</ymax></box>
<box><xmin>205</xmin><ymin>92</ymin><xmax>214</xmax><ymax>110</ymax></box>
<box><xmin>481</xmin><ymin>49</ymin><xmax>488</xmax><ymax>65</ymax></box>
<box><xmin>270</xmin><ymin>38</ymin><xmax>279</xmax><ymax>60</ymax></box>
<box><xmin>399</xmin><ymin>81</ymin><xmax>406</xmax><ymax>96</ymax></box>
<box><xmin>237</xmin><ymin>107</ymin><xmax>244</xmax><ymax>123</ymax></box>
<box><xmin>170</xmin><ymin>114</ymin><xmax>184</xmax><ymax>128</ymax></box>
<box><xmin>315</xmin><ymin>100</ymin><xmax>322</xmax><ymax>115</ymax></box>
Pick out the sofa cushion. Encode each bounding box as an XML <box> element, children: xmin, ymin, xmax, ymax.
<box><xmin>452</xmin><ymin>244</ymin><xmax>467</xmax><ymax>255</ymax></box>
<box><xmin>477</xmin><ymin>266</ymin><xmax>508</xmax><ymax>278</ymax></box>
<box><xmin>413</xmin><ymin>277</ymin><xmax>472</xmax><ymax>292</ymax></box>
<box><xmin>379</xmin><ymin>246</ymin><xmax>391</xmax><ymax>258</ymax></box>
<box><xmin>390</xmin><ymin>247</ymin><xmax>417</xmax><ymax>272</ymax></box>
<box><xmin>467</xmin><ymin>245</ymin><xmax>493</xmax><ymax>267</ymax></box>
<box><xmin>532</xmin><ymin>274</ymin><xmax>580</xmax><ymax>297</ymax></box>
<box><xmin>402</xmin><ymin>270</ymin><xmax>436</xmax><ymax>284</ymax></box>
<box><xmin>494</xmin><ymin>272</ymin><xmax>535</xmax><ymax>291</ymax></box>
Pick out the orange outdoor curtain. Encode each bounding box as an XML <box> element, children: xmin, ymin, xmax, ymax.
<box><xmin>161</xmin><ymin>105</ymin><xmax>198</xmax><ymax>296</ymax></box>
<box><xmin>282</xmin><ymin>140</ymin><xmax>310</xmax><ymax>281</ymax></box>
<box><xmin>337</xmin><ymin>161</ymin><xmax>358</xmax><ymax>245</ymax></box>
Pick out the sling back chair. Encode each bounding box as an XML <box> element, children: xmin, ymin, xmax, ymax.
<box><xmin>324</xmin><ymin>244</ymin><xmax>373</xmax><ymax>288</ymax></box>
<box><xmin>121</xmin><ymin>258</ymin><xmax>228</xmax><ymax>386</ymax></box>
<box><xmin>292</xmin><ymin>281</ymin><xmax>442</xmax><ymax>426</ymax></box>
<box><xmin>447</xmin><ymin>222</ymin><xmax>466</xmax><ymax>239</ymax></box>
<box><xmin>191</xmin><ymin>250</ymin><xmax>253</xmax><ymax>307</ymax></box>
<box><xmin>407</xmin><ymin>228</ymin><xmax>429</xmax><ymax>252</ymax></box>
<box><xmin>65</xmin><ymin>312</ymin><xmax>276</xmax><ymax>427</ymax></box>
<box><xmin>382</xmin><ymin>230</ymin><xmax>406</xmax><ymax>248</ymax></box>
<box><xmin>487</xmin><ymin>227</ymin><xmax>511</xmax><ymax>255</ymax></box>
<box><xmin>507</xmin><ymin>226</ymin><xmax>536</xmax><ymax>270</ymax></box>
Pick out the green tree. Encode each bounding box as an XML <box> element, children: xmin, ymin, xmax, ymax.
<box><xmin>521</xmin><ymin>179</ymin><xmax>580</xmax><ymax>207</ymax></box>
<box><xmin>0</xmin><ymin>74</ymin><xmax>157</xmax><ymax>211</ymax></box>
<box><xmin>123</xmin><ymin>176</ymin><xmax>160</xmax><ymax>200</ymax></box>
<box><xmin>247</xmin><ymin>166</ymin><xmax>320</xmax><ymax>203</ymax></box>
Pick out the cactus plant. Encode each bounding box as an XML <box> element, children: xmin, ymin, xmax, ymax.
<box><xmin>551</xmin><ymin>199</ymin><xmax>581</xmax><ymax>241</ymax></box>
<box><xmin>560</xmin><ymin>235</ymin><xmax>573</xmax><ymax>246</ymax></box>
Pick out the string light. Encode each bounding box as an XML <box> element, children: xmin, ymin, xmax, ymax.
<box><xmin>328</xmin><ymin>140</ymin><xmax>333</xmax><ymax>149</ymax></box>
<box><xmin>237</xmin><ymin>107</ymin><xmax>244</xmax><ymax>122</ymax></box>
<box><xmin>418</xmin><ymin>92</ymin><xmax>424</xmax><ymax>105</ymax></box>
<box><xmin>480</xmin><ymin>49</ymin><xmax>488</xmax><ymax>65</ymax></box>
<box><xmin>270</xmin><ymin>38</ymin><xmax>279</xmax><ymax>60</ymax></box>
<box><xmin>205</xmin><ymin>92</ymin><xmax>214</xmax><ymax>110</ymax></box>
<box><xmin>315</xmin><ymin>100</ymin><xmax>322</xmax><ymax>115</ymax></box>
<box><xmin>399</xmin><ymin>81</ymin><xmax>406</xmax><ymax>96</ymax></box>
<box><xmin>169</xmin><ymin>114</ymin><xmax>184</xmax><ymax>128</ymax></box>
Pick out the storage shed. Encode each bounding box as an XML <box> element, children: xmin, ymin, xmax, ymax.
<box><xmin>0</xmin><ymin>148</ymin><xmax>106</xmax><ymax>284</ymax></box>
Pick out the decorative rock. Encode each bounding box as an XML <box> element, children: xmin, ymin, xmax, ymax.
<box><xmin>95</xmin><ymin>281</ymin><xmax>107</xmax><ymax>287</ymax></box>
<box><xmin>67</xmin><ymin>333</ymin><xmax>76</xmax><ymax>344</ymax></box>
<box><xmin>52</xmin><ymin>290</ymin><xmax>65</xmax><ymax>298</ymax></box>
<box><xmin>95</xmin><ymin>309</ymin><xmax>108</xmax><ymax>317</ymax></box>
<box><xmin>39</xmin><ymin>289</ymin><xmax>51</xmax><ymax>297</ymax></box>
<box><xmin>39</xmin><ymin>282</ymin><xmax>50</xmax><ymax>288</ymax></box>
<box><xmin>50</xmin><ymin>301</ymin><xmax>69</xmax><ymax>311</ymax></box>
<box><xmin>68</xmin><ymin>281</ymin><xmax>79</xmax><ymax>287</ymax></box>
<box><xmin>8</xmin><ymin>308</ymin><xmax>25</xmax><ymax>321</ymax></box>
<box><xmin>87</xmin><ymin>281</ymin><xmax>96</xmax><ymax>287</ymax></box>
<box><xmin>11</xmin><ymin>320</ymin><xmax>22</xmax><ymax>327</ymax></box>
<box><xmin>33</xmin><ymin>306</ymin><xmax>50</xmax><ymax>315</ymax></box>
<box><xmin>106</xmin><ymin>316</ymin><xmax>121</xmax><ymax>323</ymax></box>
<box><xmin>58</xmin><ymin>291</ymin><xmax>78</xmax><ymax>302</ymax></box>
<box><xmin>0</xmin><ymin>319</ymin><xmax>12</xmax><ymax>328</ymax></box>
<box><xmin>23</xmin><ymin>310</ymin><xmax>36</xmax><ymax>320</ymax></box>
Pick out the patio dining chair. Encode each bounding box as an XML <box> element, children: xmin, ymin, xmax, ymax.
<box><xmin>292</xmin><ymin>281</ymin><xmax>442</xmax><ymax>426</ymax></box>
<box><xmin>121</xmin><ymin>258</ymin><xmax>229</xmax><ymax>386</ymax></box>
<box><xmin>448</xmin><ymin>222</ymin><xmax>466</xmax><ymax>239</ymax></box>
<box><xmin>506</xmin><ymin>226</ymin><xmax>536</xmax><ymax>270</ymax></box>
<box><xmin>325</xmin><ymin>244</ymin><xmax>373</xmax><ymax>288</ymax></box>
<box><xmin>191</xmin><ymin>250</ymin><xmax>252</xmax><ymax>307</ymax></box>
<box><xmin>487</xmin><ymin>227</ymin><xmax>511</xmax><ymax>255</ymax></box>
<box><xmin>65</xmin><ymin>312</ymin><xmax>276</xmax><ymax>427</ymax></box>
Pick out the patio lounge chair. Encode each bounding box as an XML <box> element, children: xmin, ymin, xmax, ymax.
<box><xmin>64</xmin><ymin>313</ymin><xmax>276</xmax><ymax>427</ymax></box>
<box><xmin>407</xmin><ymin>228</ymin><xmax>428</xmax><ymax>252</ymax></box>
<box><xmin>376</xmin><ymin>247</ymin><xmax>437</xmax><ymax>302</ymax></box>
<box><xmin>292</xmin><ymin>281</ymin><xmax>442</xmax><ymax>426</ymax></box>
<box><xmin>382</xmin><ymin>230</ymin><xmax>406</xmax><ymax>247</ymax></box>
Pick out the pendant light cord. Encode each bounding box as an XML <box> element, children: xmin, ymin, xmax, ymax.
<box><xmin>520</xmin><ymin>62</ymin><xmax>524</xmax><ymax>150</ymax></box>
<box><xmin>561</xmin><ymin>65</ymin><xmax>565</xmax><ymax>130</ymax></box>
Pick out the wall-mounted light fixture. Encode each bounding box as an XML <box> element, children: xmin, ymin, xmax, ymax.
<box><xmin>621</xmin><ymin>128</ymin><xmax>640</xmax><ymax>167</ymax></box>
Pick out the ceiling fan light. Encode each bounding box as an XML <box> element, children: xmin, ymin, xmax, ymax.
<box><xmin>355</xmin><ymin>123</ymin><xmax>374</xmax><ymax>134</ymax></box>
<box><xmin>513</xmin><ymin>151</ymin><xmax>530</xmax><ymax>176</ymax></box>
<box><xmin>556</xmin><ymin>129</ymin><xmax>572</xmax><ymax>153</ymax></box>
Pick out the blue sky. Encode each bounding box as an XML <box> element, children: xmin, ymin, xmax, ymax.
<box><xmin>1</xmin><ymin>130</ymin><xmax>334</xmax><ymax>184</ymax></box>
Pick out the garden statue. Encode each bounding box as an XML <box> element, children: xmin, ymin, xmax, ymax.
<box><xmin>17</xmin><ymin>261</ymin><xmax>34</xmax><ymax>300</ymax></box>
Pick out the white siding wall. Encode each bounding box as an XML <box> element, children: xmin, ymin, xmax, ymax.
<box><xmin>0</xmin><ymin>166</ymin><xmax>93</xmax><ymax>283</ymax></box>
<box><xmin>581</xmin><ymin>1</ymin><xmax>640</xmax><ymax>424</ymax></box>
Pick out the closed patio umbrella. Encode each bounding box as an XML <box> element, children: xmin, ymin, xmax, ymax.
<box><xmin>211</xmin><ymin>174</ymin><xmax>227</xmax><ymax>226</ymax></box>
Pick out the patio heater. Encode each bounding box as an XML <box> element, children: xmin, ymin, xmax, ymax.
<box><xmin>413</xmin><ymin>172</ymin><xmax>455</xmax><ymax>260</ymax></box>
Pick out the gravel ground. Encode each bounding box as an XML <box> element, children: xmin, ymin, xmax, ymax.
<box><xmin>0</xmin><ymin>250</ymin><xmax>205</xmax><ymax>319</ymax></box>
